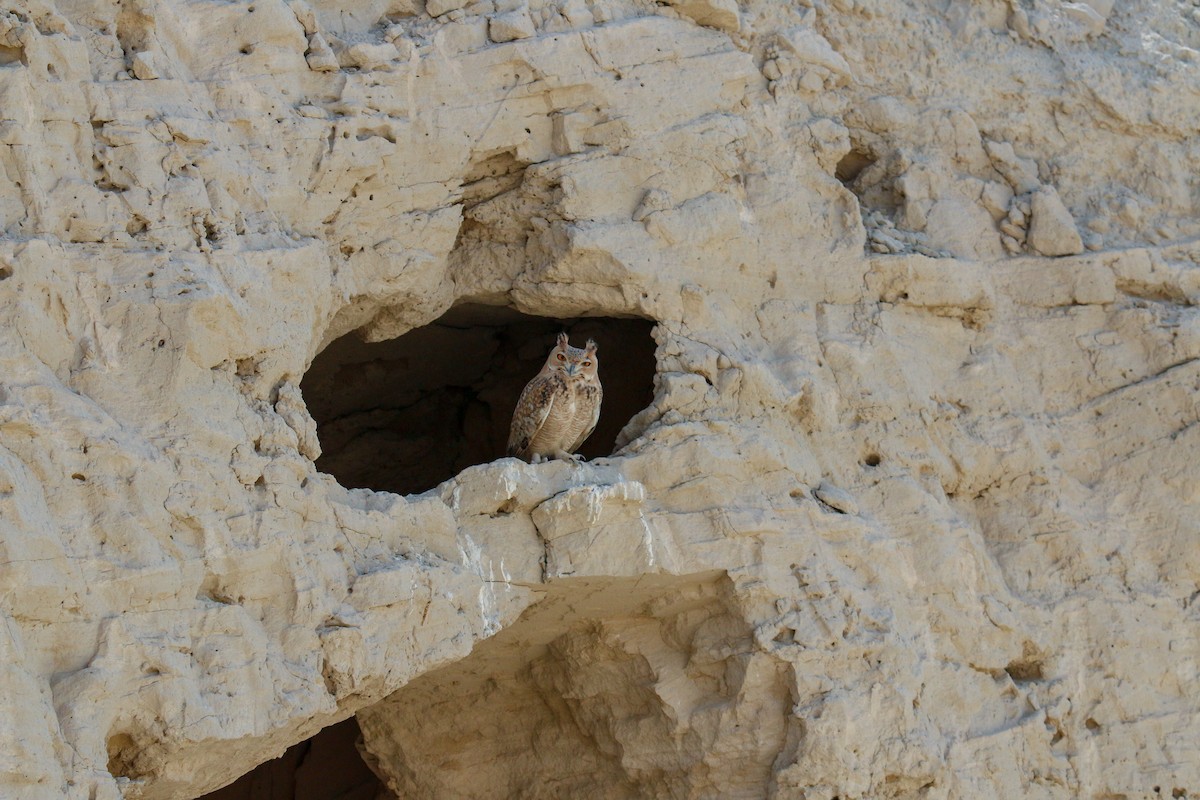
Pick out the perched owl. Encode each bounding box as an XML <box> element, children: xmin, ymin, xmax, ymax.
<box><xmin>507</xmin><ymin>333</ymin><xmax>602</xmax><ymax>463</ymax></box>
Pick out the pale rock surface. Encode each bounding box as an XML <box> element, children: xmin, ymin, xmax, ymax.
<box><xmin>426</xmin><ymin>0</ymin><xmax>470</xmax><ymax>18</ymax></box>
<box><xmin>0</xmin><ymin>0</ymin><xmax>1197</xmax><ymax>798</ymax></box>
<box><xmin>488</xmin><ymin>9</ymin><xmax>536</xmax><ymax>43</ymax></box>
<box><xmin>1027</xmin><ymin>186</ymin><xmax>1085</xmax><ymax>257</ymax></box>
<box><xmin>336</xmin><ymin>40</ymin><xmax>401</xmax><ymax>70</ymax></box>
<box><xmin>129</xmin><ymin>50</ymin><xmax>162</xmax><ymax>80</ymax></box>
<box><xmin>663</xmin><ymin>0</ymin><xmax>740</xmax><ymax>34</ymax></box>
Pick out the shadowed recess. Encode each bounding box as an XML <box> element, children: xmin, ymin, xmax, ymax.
<box><xmin>835</xmin><ymin>148</ymin><xmax>876</xmax><ymax>185</ymax></box>
<box><xmin>198</xmin><ymin>718</ymin><xmax>389</xmax><ymax>800</ymax></box>
<box><xmin>301</xmin><ymin>305</ymin><xmax>657</xmax><ymax>496</ymax></box>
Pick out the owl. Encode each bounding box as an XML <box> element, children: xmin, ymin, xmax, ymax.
<box><xmin>507</xmin><ymin>333</ymin><xmax>603</xmax><ymax>463</ymax></box>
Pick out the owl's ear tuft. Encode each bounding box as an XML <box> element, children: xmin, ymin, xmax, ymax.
<box><xmin>585</xmin><ymin>338</ymin><xmax>597</xmax><ymax>353</ymax></box>
<box><xmin>556</xmin><ymin>332</ymin><xmax>570</xmax><ymax>349</ymax></box>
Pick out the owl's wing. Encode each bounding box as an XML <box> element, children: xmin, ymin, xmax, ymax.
<box><xmin>568</xmin><ymin>383</ymin><xmax>603</xmax><ymax>453</ymax></box>
<box><xmin>507</xmin><ymin>376</ymin><xmax>557</xmax><ymax>459</ymax></box>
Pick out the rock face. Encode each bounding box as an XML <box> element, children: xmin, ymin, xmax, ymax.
<box><xmin>0</xmin><ymin>0</ymin><xmax>1198</xmax><ymax>798</ymax></box>
<box><xmin>1027</xmin><ymin>186</ymin><xmax>1084</xmax><ymax>257</ymax></box>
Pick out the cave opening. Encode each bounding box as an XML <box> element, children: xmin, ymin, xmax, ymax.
<box><xmin>300</xmin><ymin>305</ymin><xmax>657</xmax><ymax>496</ymax></box>
<box><xmin>199</xmin><ymin>718</ymin><xmax>389</xmax><ymax>800</ymax></box>
<box><xmin>834</xmin><ymin>147</ymin><xmax>876</xmax><ymax>185</ymax></box>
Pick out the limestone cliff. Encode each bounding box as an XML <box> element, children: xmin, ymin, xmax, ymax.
<box><xmin>0</xmin><ymin>0</ymin><xmax>1197</xmax><ymax>797</ymax></box>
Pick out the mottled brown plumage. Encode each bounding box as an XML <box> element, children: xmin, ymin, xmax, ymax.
<box><xmin>507</xmin><ymin>333</ymin><xmax>602</xmax><ymax>463</ymax></box>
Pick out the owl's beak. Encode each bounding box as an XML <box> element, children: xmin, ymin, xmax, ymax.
<box><xmin>564</xmin><ymin>364</ymin><xmax>579</xmax><ymax>377</ymax></box>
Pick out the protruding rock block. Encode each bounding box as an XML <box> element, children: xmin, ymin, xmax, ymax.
<box><xmin>1027</xmin><ymin>186</ymin><xmax>1084</xmax><ymax>257</ymax></box>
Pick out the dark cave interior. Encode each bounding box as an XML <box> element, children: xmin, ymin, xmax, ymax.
<box><xmin>301</xmin><ymin>304</ymin><xmax>657</xmax><ymax>496</ymax></box>
<box><xmin>199</xmin><ymin>718</ymin><xmax>387</xmax><ymax>800</ymax></box>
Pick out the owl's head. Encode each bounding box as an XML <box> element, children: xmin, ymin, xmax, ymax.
<box><xmin>546</xmin><ymin>332</ymin><xmax>599</xmax><ymax>383</ymax></box>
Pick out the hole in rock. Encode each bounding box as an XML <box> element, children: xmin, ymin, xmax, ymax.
<box><xmin>1004</xmin><ymin>656</ymin><xmax>1045</xmax><ymax>683</ymax></box>
<box><xmin>199</xmin><ymin>718</ymin><xmax>391</xmax><ymax>800</ymax></box>
<box><xmin>106</xmin><ymin>732</ymin><xmax>139</xmax><ymax>780</ymax></box>
<box><xmin>835</xmin><ymin>148</ymin><xmax>876</xmax><ymax>186</ymax></box>
<box><xmin>836</xmin><ymin>143</ymin><xmax>902</xmax><ymax>222</ymax></box>
<box><xmin>301</xmin><ymin>305</ymin><xmax>656</xmax><ymax>496</ymax></box>
<box><xmin>0</xmin><ymin>44</ymin><xmax>24</xmax><ymax>66</ymax></box>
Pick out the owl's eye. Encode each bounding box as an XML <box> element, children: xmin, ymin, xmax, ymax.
<box><xmin>556</xmin><ymin>353</ymin><xmax>566</xmax><ymax>361</ymax></box>
<box><xmin>582</xmin><ymin>361</ymin><xmax>592</xmax><ymax>367</ymax></box>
